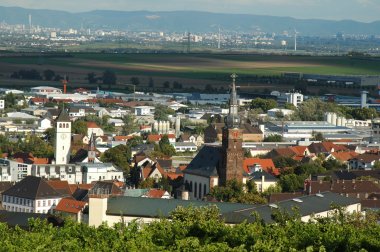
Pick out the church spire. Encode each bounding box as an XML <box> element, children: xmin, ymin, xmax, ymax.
<box><xmin>225</xmin><ymin>73</ymin><xmax>240</xmax><ymax>129</ymax></box>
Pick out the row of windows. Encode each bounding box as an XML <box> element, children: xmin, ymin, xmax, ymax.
<box><xmin>185</xmin><ymin>180</ymin><xmax>207</xmax><ymax>200</ymax></box>
<box><xmin>4</xmin><ymin>205</ymin><xmax>32</xmax><ymax>213</ymax></box>
<box><xmin>3</xmin><ymin>196</ymin><xmax>57</xmax><ymax>208</ymax></box>
<box><xmin>3</xmin><ymin>196</ymin><xmax>33</xmax><ymax>206</ymax></box>
<box><xmin>59</xmin><ymin>123</ymin><xmax>70</xmax><ymax>128</ymax></box>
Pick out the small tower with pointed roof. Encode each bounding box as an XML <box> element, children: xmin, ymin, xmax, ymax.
<box><xmin>88</xmin><ymin>133</ymin><xmax>96</xmax><ymax>163</ymax></box>
<box><xmin>219</xmin><ymin>74</ymin><xmax>244</xmax><ymax>186</ymax></box>
<box><xmin>55</xmin><ymin>108</ymin><xmax>71</xmax><ymax>165</ymax></box>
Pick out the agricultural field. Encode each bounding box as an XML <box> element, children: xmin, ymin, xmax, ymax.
<box><xmin>0</xmin><ymin>53</ymin><xmax>379</xmax><ymax>92</ymax></box>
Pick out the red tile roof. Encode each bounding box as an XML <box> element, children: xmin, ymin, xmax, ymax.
<box><xmin>145</xmin><ymin>189</ymin><xmax>167</xmax><ymax>198</ymax></box>
<box><xmin>331</xmin><ymin>151</ymin><xmax>359</xmax><ymax>162</ymax></box>
<box><xmin>147</xmin><ymin>134</ymin><xmax>161</xmax><ymax>142</ymax></box>
<box><xmin>290</xmin><ymin>146</ymin><xmax>309</xmax><ymax>156</ymax></box>
<box><xmin>55</xmin><ymin>198</ymin><xmax>87</xmax><ymax>214</ymax></box>
<box><xmin>166</xmin><ymin>172</ymin><xmax>183</xmax><ymax>180</ymax></box>
<box><xmin>113</xmin><ymin>136</ymin><xmax>133</xmax><ymax>141</ymax></box>
<box><xmin>243</xmin><ymin>158</ymin><xmax>280</xmax><ymax>176</ymax></box>
<box><xmin>86</xmin><ymin>122</ymin><xmax>100</xmax><ymax>128</ymax></box>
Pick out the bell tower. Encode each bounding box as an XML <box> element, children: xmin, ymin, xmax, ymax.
<box><xmin>55</xmin><ymin>109</ymin><xmax>71</xmax><ymax>165</ymax></box>
<box><xmin>219</xmin><ymin>74</ymin><xmax>244</xmax><ymax>186</ymax></box>
<box><xmin>88</xmin><ymin>133</ymin><xmax>96</xmax><ymax>163</ymax></box>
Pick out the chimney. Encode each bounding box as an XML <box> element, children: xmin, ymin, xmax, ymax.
<box><xmin>352</xmin><ymin>179</ymin><xmax>356</xmax><ymax>184</ymax></box>
<box><xmin>261</xmin><ymin>175</ymin><xmax>265</xmax><ymax>193</ymax></box>
<box><xmin>319</xmin><ymin>179</ymin><xmax>323</xmax><ymax>184</ymax></box>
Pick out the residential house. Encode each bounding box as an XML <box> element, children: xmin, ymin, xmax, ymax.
<box><xmin>82</xmin><ymin>163</ymin><xmax>124</xmax><ymax>184</ymax></box>
<box><xmin>147</xmin><ymin>134</ymin><xmax>176</xmax><ymax>144</ymax></box>
<box><xmin>38</xmin><ymin>118</ymin><xmax>53</xmax><ymax>131</ymax></box>
<box><xmin>2</xmin><ymin>176</ymin><xmax>62</xmax><ymax>214</ymax></box>
<box><xmin>172</xmin><ymin>142</ymin><xmax>197</xmax><ymax>152</ymax></box>
<box><xmin>87</xmin><ymin>122</ymin><xmax>104</xmax><ymax>137</ymax></box>
<box><xmin>308</xmin><ymin>142</ymin><xmax>348</xmax><ymax>156</ymax></box>
<box><xmin>32</xmin><ymin>164</ymin><xmax>83</xmax><ymax>184</ymax></box>
<box><xmin>349</xmin><ymin>152</ymin><xmax>380</xmax><ymax>170</ymax></box>
<box><xmin>243</xmin><ymin>158</ymin><xmax>280</xmax><ymax>176</ymax></box>
<box><xmin>55</xmin><ymin>198</ymin><xmax>87</xmax><ymax>223</ymax></box>
<box><xmin>134</xmin><ymin>106</ymin><xmax>155</xmax><ymax>116</ymax></box>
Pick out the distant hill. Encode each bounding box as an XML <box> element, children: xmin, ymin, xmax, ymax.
<box><xmin>0</xmin><ymin>6</ymin><xmax>379</xmax><ymax>36</ymax></box>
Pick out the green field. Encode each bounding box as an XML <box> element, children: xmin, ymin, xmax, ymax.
<box><xmin>0</xmin><ymin>53</ymin><xmax>379</xmax><ymax>90</ymax></box>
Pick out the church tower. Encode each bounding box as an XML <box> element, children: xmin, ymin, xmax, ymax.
<box><xmin>219</xmin><ymin>73</ymin><xmax>244</xmax><ymax>186</ymax></box>
<box><xmin>55</xmin><ymin>109</ymin><xmax>71</xmax><ymax>165</ymax></box>
<box><xmin>88</xmin><ymin>133</ymin><xmax>96</xmax><ymax>163</ymax></box>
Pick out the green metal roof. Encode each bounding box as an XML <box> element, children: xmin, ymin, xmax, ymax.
<box><xmin>106</xmin><ymin>196</ymin><xmax>255</xmax><ymax>218</ymax></box>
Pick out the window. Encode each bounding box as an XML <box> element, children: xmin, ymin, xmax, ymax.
<box><xmin>43</xmin><ymin>201</ymin><xmax>46</xmax><ymax>207</ymax></box>
<box><xmin>199</xmin><ymin>183</ymin><xmax>202</xmax><ymax>199</ymax></box>
<box><xmin>38</xmin><ymin>201</ymin><xmax>41</xmax><ymax>207</ymax></box>
<box><xmin>194</xmin><ymin>182</ymin><xmax>197</xmax><ymax>198</ymax></box>
<box><xmin>59</xmin><ymin>123</ymin><xmax>62</xmax><ymax>128</ymax></box>
<box><xmin>48</xmin><ymin>200</ymin><xmax>51</xmax><ymax>206</ymax></box>
<box><xmin>62</xmin><ymin>146</ymin><xmax>65</xmax><ymax>150</ymax></box>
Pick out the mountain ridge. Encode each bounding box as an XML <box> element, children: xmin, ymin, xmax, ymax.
<box><xmin>0</xmin><ymin>6</ymin><xmax>379</xmax><ymax>36</ymax></box>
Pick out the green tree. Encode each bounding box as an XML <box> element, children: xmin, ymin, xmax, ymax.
<box><xmin>102</xmin><ymin>70</ymin><xmax>117</xmax><ymax>88</ymax></box>
<box><xmin>101</xmin><ymin>144</ymin><xmax>131</xmax><ymax>173</ymax></box>
<box><xmin>148</xmin><ymin>77</ymin><xmax>154</xmax><ymax>88</ymax></box>
<box><xmin>279</xmin><ymin>174</ymin><xmax>305</xmax><ymax>192</ymax></box>
<box><xmin>130</xmin><ymin>77</ymin><xmax>140</xmax><ymax>86</ymax></box>
<box><xmin>284</xmin><ymin>102</ymin><xmax>297</xmax><ymax>110</ymax></box>
<box><xmin>87</xmin><ymin>72</ymin><xmax>97</xmax><ymax>84</ymax></box>
<box><xmin>210</xmin><ymin>179</ymin><xmax>267</xmax><ymax>204</ymax></box>
<box><xmin>154</xmin><ymin>104</ymin><xmax>175</xmax><ymax>121</ymax></box>
<box><xmin>122</xmin><ymin>114</ymin><xmax>139</xmax><ymax>135</ymax></box>
<box><xmin>157</xmin><ymin>135</ymin><xmax>176</xmax><ymax>157</ymax></box>
<box><xmin>263</xmin><ymin>134</ymin><xmax>283</xmax><ymax>142</ymax></box>
<box><xmin>250</xmin><ymin>98</ymin><xmax>277</xmax><ymax>112</ymax></box>
<box><xmin>72</xmin><ymin>120</ymin><xmax>88</xmax><ymax>136</ymax></box>
<box><xmin>43</xmin><ymin>69</ymin><xmax>55</xmax><ymax>81</ymax></box>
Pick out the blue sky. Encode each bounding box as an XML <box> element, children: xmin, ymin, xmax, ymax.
<box><xmin>1</xmin><ymin>0</ymin><xmax>379</xmax><ymax>22</ymax></box>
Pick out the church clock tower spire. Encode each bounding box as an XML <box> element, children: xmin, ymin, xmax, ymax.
<box><xmin>219</xmin><ymin>74</ymin><xmax>244</xmax><ymax>186</ymax></box>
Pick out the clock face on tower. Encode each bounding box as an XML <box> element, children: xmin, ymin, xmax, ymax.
<box><xmin>60</xmin><ymin>134</ymin><xmax>67</xmax><ymax>140</ymax></box>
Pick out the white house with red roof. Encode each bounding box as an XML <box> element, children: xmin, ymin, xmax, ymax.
<box><xmin>87</xmin><ymin>122</ymin><xmax>104</xmax><ymax>137</ymax></box>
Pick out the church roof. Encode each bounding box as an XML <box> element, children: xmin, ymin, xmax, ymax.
<box><xmin>56</xmin><ymin>109</ymin><xmax>71</xmax><ymax>122</ymax></box>
<box><xmin>183</xmin><ymin>145</ymin><xmax>221</xmax><ymax>177</ymax></box>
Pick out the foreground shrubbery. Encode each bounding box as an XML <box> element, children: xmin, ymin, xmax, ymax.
<box><xmin>1</xmin><ymin>206</ymin><xmax>380</xmax><ymax>251</ymax></box>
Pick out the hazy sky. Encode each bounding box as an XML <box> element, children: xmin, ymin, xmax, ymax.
<box><xmin>1</xmin><ymin>0</ymin><xmax>379</xmax><ymax>22</ymax></box>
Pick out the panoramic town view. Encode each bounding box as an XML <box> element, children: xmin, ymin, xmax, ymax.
<box><xmin>0</xmin><ymin>0</ymin><xmax>380</xmax><ymax>251</ymax></box>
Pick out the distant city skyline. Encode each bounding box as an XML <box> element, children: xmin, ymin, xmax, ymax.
<box><xmin>0</xmin><ymin>0</ymin><xmax>379</xmax><ymax>23</ymax></box>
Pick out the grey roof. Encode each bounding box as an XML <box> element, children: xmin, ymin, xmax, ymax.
<box><xmin>56</xmin><ymin>109</ymin><xmax>71</xmax><ymax>122</ymax></box>
<box><xmin>157</xmin><ymin>159</ymin><xmax>172</xmax><ymax>170</ymax></box>
<box><xmin>106</xmin><ymin>196</ymin><xmax>254</xmax><ymax>217</ymax></box>
<box><xmin>183</xmin><ymin>145</ymin><xmax>221</xmax><ymax>177</ymax></box>
<box><xmin>72</xmin><ymin>188</ymin><xmax>89</xmax><ymax>202</ymax></box>
<box><xmin>0</xmin><ymin>210</ymin><xmax>48</xmax><ymax>228</ymax></box>
<box><xmin>249</xmin><ymin>170</ymin><xmax>278</xmax><ymax>182</ymax></box>
<box><xmin>3</xmin><ymin>176</ymin><xmax>62</xmax><ymax>200</ymax></box>
<box><xmin>223</xmin><ymin>192</ymin><xmax>360</xmax><ymax>224</ymax></box>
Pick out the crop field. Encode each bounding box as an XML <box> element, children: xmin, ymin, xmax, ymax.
<box><xmin>0</xmin><ymin>53</ymin><xmax>379</xmax><ymax>92</ymax></box>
